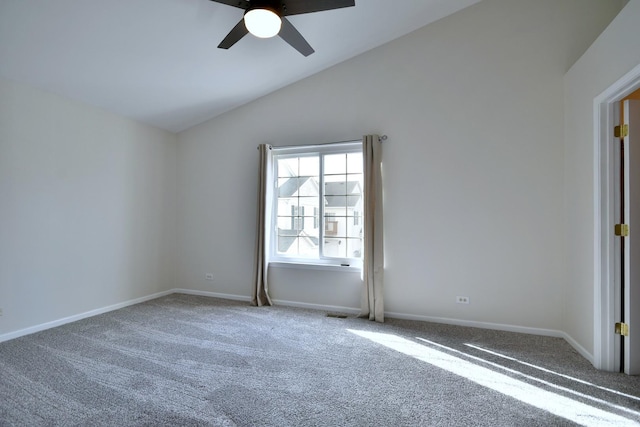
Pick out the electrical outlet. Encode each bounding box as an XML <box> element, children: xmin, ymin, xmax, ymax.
<box><xmin>205</xmin><ymin>273</ymin><xmax>214</xmax><ymax>281</ymax></box>
<box><xmin>456</xmin><ymin>296</ymin><xmax>470</xmax><ymax>304</ymax></box>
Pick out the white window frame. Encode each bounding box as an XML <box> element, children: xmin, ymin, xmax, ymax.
<box><xmin>270</xmin><ymin>141</ymin><xmax>363</xmax><ymax>270</ymax></box>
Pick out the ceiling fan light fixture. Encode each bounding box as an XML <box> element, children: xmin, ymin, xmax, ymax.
<box><xmin>244</xmin><ymin>8</ymin><xmax>282</xmax><ymax>39</ymax></box>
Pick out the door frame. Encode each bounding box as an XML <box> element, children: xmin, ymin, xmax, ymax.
<box><xmin>594</xmin><ymin>63</ymin><xmax>640</xmax><ymax>371</ymax></box>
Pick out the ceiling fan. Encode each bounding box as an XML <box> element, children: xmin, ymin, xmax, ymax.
<box><xmin>210</xmin><ymin>0</ymin><xmax>356</xmax><ymax>56</ymax></box>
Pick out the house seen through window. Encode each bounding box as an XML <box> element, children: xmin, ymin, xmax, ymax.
<box><xmin>273</xmin><ymin>142</ymin><xmax>363</xmax><ymax>264</ymax></box>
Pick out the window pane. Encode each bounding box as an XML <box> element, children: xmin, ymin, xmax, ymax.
<box><xmin>277</xmin><ymin>216</ymin><xmax>297</xmax><ymax>230</ymax></box>
<box><xmin>324</xmin><ymin>195</ymin><xmax>347</xmax><ymax>208</ymax></box>
<box><xmin>278</xmin><ymin>177</ymin><xmax>319</xmax><ymax>198</ymax></box>
<box><xmin>278</xmin><ymin>178</ymin><xmax>296</xmax><ymax>197</ymax></box>
<box><xmin>347</xmin><ymin>219</ymin><xmax>362</xmax><ymax>238</ymax></box>
<box><xmin>324</xmin><ymin>153</ymin><xmax>347</xmax><ymax>175</ymax></box>
<box><xmin>325</xmin><ymin>195</ymin><xmax>347</xmax><ymax>217</ymax></box>
<box><xmin>325</xmin><ymin>207</ymin><xmax>347</xmax><ymax>217</ymax></box>
<box><xmin>299</xmin><ymin>156</ymin><xmax>319</xmax><ymax>177</ymax></box>
<box><xmin>324</xmin><ymin>176</ymin><xmax>347</xmax><ymax>195</ymax></box>
<box><xmin>278</xmin><ymin>158</ymin><xmax>298</xmax><ymax>177</ymax></box>
<box><xmin>298</xmin><ymin>236</ymin><xmax>319</xmax><ymax>256</ymax></box>
<box><xmin>324</xmin><ymin>216</ymin><xmax>338</xmax><ymax>236</ymax></box>
<box><xmin>296</xmin><ymin>196</ymin><xmax>319</xmax><ymax>210</ymax></box>
<box><xmin>325</xmin><ymin>176</ymin><xmax>362</xmax><ymax>199</ymax></box>
<box><xmin>277</xmin><ymin>197</ymin><xmax>298</xmax><ymax>214</ymax></box>
<box><xmin>347</xmin><ymin>152</ymin><xmax>363</xmax><ymax>174</ymax></box>
<box><xmin>300</xmin><ymin>219</ymin><xmax>319</xmax><ymax>238</ymax></box>
<box><xmin>346</xmin><ymin>238</ymin><xmax>362</xmax><ymax>259</ymax></box>
<box><xmin>277</xmin><ymin>231</ymin><xmax>298</xmax><ymax>254</ymax></box>
<box><xmin>297</xmin><ymin>178</ymin><xmax>319</xmax><ymax>197</ymax></box>
<box><xmin>323</xmin><ymin>238</ymin><xmax>346</xmax><ymax>258</ymax></box>
<box><xmin>346</xmin><ymin>194</ymin><xmax>362</xmax><ymax>208</ymax></box>
<box><xmin>277</xmin><ymin>235</ymin><xmax>319</xmax><ymax>257</ymax></box>
<box><xmin>346</xmin><ymin>174</ymin><xmax>363</xmax><ymax>193</ymax></box>
<box><xmin>274</xmin><ymin>147</ymin><xmax>363</xmax><ymax>261</ymax></box>
<box><xmin>325</xmin><ymin>216</ymin><xmax>347</xmax><ymax>237</ymax></box>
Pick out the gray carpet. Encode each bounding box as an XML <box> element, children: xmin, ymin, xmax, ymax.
<box><xmin>1</xmin><ymin>294</ymin><xmax>639</xmax><ymax>426</ymax></box>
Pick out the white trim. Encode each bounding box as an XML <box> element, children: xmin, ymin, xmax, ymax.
<box><xmin>269</xmin><ymin>261</ymin><xmax>361</xmax><ymax>273</ymax></box>
<box><xmin>272</xmin><ymin>140</ymin><xmax>361</xmax><ymax>154</ymax></box>
<box><xmin>0</xmin><ymin>288</ymin><xmax>598</xmax><ymax>363</ymax></box>
<box><xmin>172</xmin><ymin>288</ymin><xmax>251</xmax><ymax>302</ymax></box>
<box><xmin>0</xmin><ymin>289</ymin><xmax>174</xmax><ymax>343</ymax></box>
<box><xmin>385</xmin><ymin>310</ymin><xmax>565</xmax><ymax>338</ymax></box>
<box><xmin>387</xmin><ymin>312</ymin><xmax>593</xmax><ymax>363</ymax></box>
<box><xmin>272</xmin><ymin>298</ymin><xmax>360</xmax><ymax>315</ymax></box>
<box><xmin>593</xmin><ymin>62</ymin><xmax>640</xmax><ymax>371</ymax></box>
<box><xmin>270</xmin><ymin>142</ymin><xmax>364</xmax><ymax>267</ymax></box>
<box><xmin>561</xmin><ymin>332</ymin><xmax>594</xmax><ymax>364</ymax></box>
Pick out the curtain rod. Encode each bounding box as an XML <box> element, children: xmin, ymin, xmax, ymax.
<box><xmin>257</xmin><ymin>135</ymin><xmax>387</xmax><ymax>150</ymax></box>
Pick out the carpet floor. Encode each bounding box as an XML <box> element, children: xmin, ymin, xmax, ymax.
<box><xmin>0</xmin><ymin>293</ymin><xmax>639</xmax><ymax>426</ymax></box>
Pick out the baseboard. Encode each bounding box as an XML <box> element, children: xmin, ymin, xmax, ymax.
<box><xmin>384</xmin><ymin>310</ymin><xmax>566</xmax><ymax>339</ymax></box>
<box><xmin>388</xmin><ymin>311</ymin><xmax>595</xmax><ymax>363</ymax></box>
<box><xmin>0</xmin><ymin>288</ymin><xmax>250</xmax><ymax>344</ymax></box>
<box><xmin>0</xmin><ymin>290</ymin><xmax>357</xmax><ymax>343</ymax></box>
<box><xmin>171</xmin><ymin>291</ymin><xmax>361</xmax><ymax>315</ymax></box>
<box><xmin>272</xmin><ymin>298</ymin><xmax>361</xmax><ymax>315</ymax></box>
<box><xmin>172</xmin><ymin>288</ymin><xmax>251</xmax><ymax>302</ymax></box>
<box><xmin>0</xmin><ymin>288</ymin><xmax>594</xmax><ymax>366</ymax></box>
<box><xmin>560</xmin><ymin>331</ymin><xmax>594</xmax><ymax>364</ymax></box>
<box><xmin>0</xmin><ymin>289</ymin><xmax>174</xmax><ymax>343</ymax></box>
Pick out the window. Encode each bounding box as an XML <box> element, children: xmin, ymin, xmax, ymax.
<box><xmin>272</xmin><ymin>141</ymin><xmax>363</xmax><ymax>265</ymax></box>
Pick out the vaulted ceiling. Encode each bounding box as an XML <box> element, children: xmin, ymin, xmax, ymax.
<box><xmin>0</xmin><ymin>0</ymin><xmax>480</xmax><ymax>132</ymax></box>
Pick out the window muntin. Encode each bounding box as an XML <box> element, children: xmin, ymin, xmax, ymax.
<box><xmin>273</xmin><ymin>143</ymin><xmax>363</xmax><ymax>265</ymax></box>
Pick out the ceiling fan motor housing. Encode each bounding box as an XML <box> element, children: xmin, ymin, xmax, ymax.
<box><xmin>246</xmin><ymin>0</ymin><xmax>284</xmax><ymax>15</ymax></box>
<box><xmin>212</xmin><ymin>0</ymin><xmax>355</xmax><ymax>56</ymax></box>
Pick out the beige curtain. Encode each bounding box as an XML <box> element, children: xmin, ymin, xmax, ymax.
<box><xmin>360</xmin><ymin>134</ymin><xmax>384</xmax><ymax>322</ymax></box>
<box><xmin>252</xmin><ymin>144</ymin><xmax>273</xmax><ymax>307</ymax></box>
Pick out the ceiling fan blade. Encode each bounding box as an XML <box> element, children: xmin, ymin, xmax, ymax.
<box><xmin>208</xmin><ymin>0</ymin><xmax>249</xmax><ymax>10</ymax></box>
<box><xmin>278</xmin><ymin>17</ymin><xmax>314</xmax><ymax>56</ymax></box>
<box><xmin>281</xmin><ymin>0</ymin><xmax>355</xmax><ymax>16</ymax></box>
<box><xmin>218</xmin><ymin>19</ymin><xmax>249</xmax><ymax>49</ymax></box>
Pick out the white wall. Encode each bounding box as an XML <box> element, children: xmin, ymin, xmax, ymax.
<box><xmin>0</xmin><ymin>78</ymin><xmax>177</xmax><ymax>336</ymax></box>
<box><xmin>564</xmin><ymin>0</ymin><xmax>640</xmax><ymax>356</ymax></box>
<box><xmin>177</xmin><ymin>0</ymin><xmax>623</xmax><ymax>331</ymax></box>
<box><xmin>1</xmin><ymin>0</ymin><xmax>626</xmax><ymax>346</ymax></box>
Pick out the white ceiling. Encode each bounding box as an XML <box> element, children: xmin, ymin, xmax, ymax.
<box><xmin>0</xmin><ymin>0</ymin><xmax>480</xmax><ymax>133</ymax></box>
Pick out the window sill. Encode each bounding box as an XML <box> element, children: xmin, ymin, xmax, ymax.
<box><xmin>269</xmin><ymin>261</ymin><xmax>361</xmax><ymax>273</ymax></box>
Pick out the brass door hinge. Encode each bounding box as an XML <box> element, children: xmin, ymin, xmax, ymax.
<box><xmin>615</xmin><ymin>322</ymin><xmax>629</xmax><ymax>336</ymax></box>
<box><xmin>615</xmin><ymin>224</ymin><xmax>629</xmax><ymax>237</ymax></box>
<box><xmin>614</xmin><ymin>124</ymin><xmax>629</xmax><ymax>138</ymax></box>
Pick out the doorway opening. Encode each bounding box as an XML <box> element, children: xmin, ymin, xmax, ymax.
<box><xmin>594</xmin><ymin>63</ymin><xmax>640</xmax><ymax>374</ymax></box>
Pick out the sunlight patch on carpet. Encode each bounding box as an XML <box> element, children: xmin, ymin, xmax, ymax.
<box><xmin>464</xmin><ymin>343</ymin><xmax>640</xmax><ymax>403</ymax></box>
<box><xmin>415</xmin><ymin>338</ymin><xmax>640</xmax><ymax>419</ymax></box>
<box><xmin>349</xmin><ymin>330</ymin><xmax>640</xmax><ymax>427</ymax></box>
